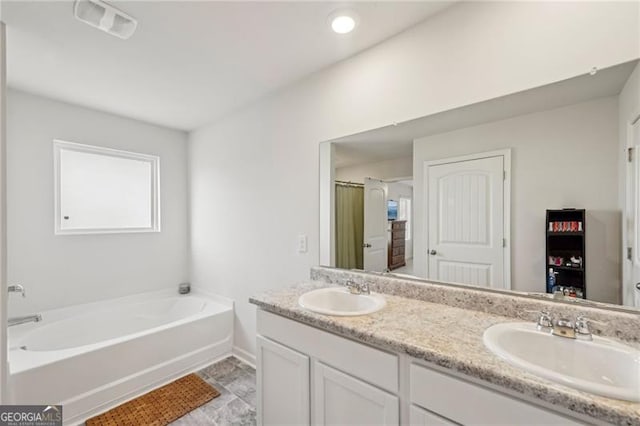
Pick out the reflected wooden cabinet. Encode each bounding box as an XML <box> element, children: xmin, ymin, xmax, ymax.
<box><xmin>388</xmin><ymin>220</ymin><xmax>406</xmax><ymax>270</ymax></box>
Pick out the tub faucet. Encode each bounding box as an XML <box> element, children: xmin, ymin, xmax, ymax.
<box><xmin>8</xmin><ymin>314</ymin><xmax>42</xmax><ymax>327</ymax></box>
<box><xmin>8</xmin><ymin>284</ymin><xmax>25</xmax><ymax>298</ymax></box>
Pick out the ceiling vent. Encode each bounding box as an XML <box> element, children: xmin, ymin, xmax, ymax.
<box><xmin>74</xmin><ymin>0</ymin><xmax>137</xmax><ymax>40</ymax></box>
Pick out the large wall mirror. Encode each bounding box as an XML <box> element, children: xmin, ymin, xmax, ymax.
<box><xmin>319</xmin><ymin>60</ymin><xmax>640</xmax><ymax>312</ymax></box>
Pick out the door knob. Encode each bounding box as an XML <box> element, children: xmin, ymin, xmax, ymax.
<box><xmin>363</xmin><ymin>243</ymin><xmax>372</xmax><ymax>248</ymax></box>
<box><xmin>429</xmin><ymin>250</ymin><xmax>437</xmax><ymax>255</ymax></box>
<box><xmin>635</xmin><ymin>283</ymin><xmax>640</xmax><ymax>291</ymax></box>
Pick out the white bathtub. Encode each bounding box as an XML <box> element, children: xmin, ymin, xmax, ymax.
<box><xmin>8</xmin><ymin>290</ymin><xmax>233</xmax><ymax>424</ymax></box>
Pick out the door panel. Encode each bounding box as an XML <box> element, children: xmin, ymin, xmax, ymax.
<box><xmin>427</xmin><ymin>156</ymin><xmax>504</xmax><ymax>288</ymax></box>
<box><xmin>631</xmin><ymin>121</ymin><xmax>640</xmax><ymax>308</ymax></box>
<box><xmin>364</xmin><ymin>177</ymin><xmax>388</xmax><ymax>272</ymax></box>
<box><xmin>313</xmin><ymin>362</ymin><xmax>398</xmax><ymax>426</ymax></box>
<box><xmin>257</xmin><ymin>336</ymin><xmax>310</xmax><ymax>426</ymax></box>
<box><xmin>437</xmin><ymin>261</ymin><xmax>491</xmax><ymax>287</ymax></box>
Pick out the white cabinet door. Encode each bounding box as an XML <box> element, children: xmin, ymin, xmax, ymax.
<box><xmin>409</xmin><ymin>405</ymin><xmax>458</xmax><ymax>426</ymax></box>
<box><xmin>257</xmin><ymin>336</ymin><xmax>310</xmax><ymax>426</ymax></box>
<box><xmin>313</xmin><ymin>362</ymin><xmax>399</xmax><ymax>425</ymax></box>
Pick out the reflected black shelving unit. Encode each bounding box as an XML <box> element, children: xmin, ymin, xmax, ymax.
<box><xmin>545</xmin><ymin>209</ymin><xmax>586</xmax><ymax>299</ymax></box>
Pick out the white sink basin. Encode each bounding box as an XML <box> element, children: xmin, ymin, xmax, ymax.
<box><xmin>298</xmin><ymin>287</ymin><xmax>386</xmax><ymax>316</ymax></box>
<box><xmin>483</xmin><ymin>322</ymin><xmax>640</xmax><ymax>401</ymax></box>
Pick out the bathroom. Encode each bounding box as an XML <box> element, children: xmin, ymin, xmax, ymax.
<box><xmin>0</xmin><ymin>1</ymin><xmax>639</xmax><ymax>425</ymax></box>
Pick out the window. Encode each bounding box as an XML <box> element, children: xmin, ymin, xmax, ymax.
<box><xmin>398</xmin><ymin>197</ymin><xmax>411</xmax><ymax>241</ymax></box>
<box><xmin>54</xmin><ymin>140</ymin><xmax>160</xmax><ymax>234</ymax></box>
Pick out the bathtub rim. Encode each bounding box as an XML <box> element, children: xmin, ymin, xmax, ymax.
<box><xmin>9</xmin><ymin>288</ymin><xmax>233</xmax><ymax>374</ymax></box>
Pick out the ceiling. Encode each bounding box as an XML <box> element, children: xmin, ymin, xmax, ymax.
<box><xmin>2</xmin><ymin>1</ymin><xmax>455</xmax><ymax>131</ymax></box>
<box><xmin>332</xmin><ymin>60</ymin><xmax>638</xmax><ymax>168</ymax></box>
<box><xmin>334</xmin><ymin>139</ymin><xmax>412</xmax><ymax>168</ymax></box>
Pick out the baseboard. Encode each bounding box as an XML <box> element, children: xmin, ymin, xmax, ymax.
<box><xmin>232</xmin><ymin>345</ymin><xmax>256</xmax><ymax>368</ymax></box>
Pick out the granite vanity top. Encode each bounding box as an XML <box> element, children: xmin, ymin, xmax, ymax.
<box><xmin>250</xmin><ymin>282</ymin><xmax>640</xmax><ymax>426</ymax></box>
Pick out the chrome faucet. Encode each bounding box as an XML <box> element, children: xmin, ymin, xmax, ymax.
<box><xmin>533</xmin><ymin>311</ymin><xmax>603</xmax><ymax>340</ymax></box>
<box><xmin>574</xmin><ymin>315</ymin><xmax>603</xmax><ymax>341</ymax></box>
<box><xmin>8</xmin><ymin>284</ymin><xmax>25</xmax><ymax>298</ymax></box>
<box><xmin>345</xmin><ymin>280</ymin><xmax>370</xmax><ymax>295</ymax></box>
<box><xmin>552</xmin><ymin>317</ymin><xmax>576</xmax><ymax>339</ymax></box>
<box><xmin>534</xmin><ymin>310</ymin><xmax>553</xmax><ymax>332</ymax></box>
<box><xmin>8</xmin><ymin>314</ymin><xmax>42</xmax><ymax>327</ymax></box>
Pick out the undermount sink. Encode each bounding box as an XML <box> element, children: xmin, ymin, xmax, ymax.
<box><xmin>483</xmin><ymin>322</ymin><xmax>640</xmax><ymax>401</ymax></box>
<box><xmin>298</xmin><ymin>287</ymin><xmax>386</xmax><ymax>316</ymax></box>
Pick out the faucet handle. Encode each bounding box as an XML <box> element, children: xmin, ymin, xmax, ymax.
<box><xmin>527</xmin><ymin>310</ymin><xmax>553</xmax><ymax>330</ymax></box>
<box><xmin>576</xmin><ymin>315</ymin><xmax>605</xmax><ymax>325</ymax></box>
<box><xmin>575</xmin><ymin>315</ymin><xmax>605</xmax><ymax>340</ymax></box>
<box><xmin>345</xmin><ymin>279</ymin><xmax>358</xmax><ymax>294</ymax></box>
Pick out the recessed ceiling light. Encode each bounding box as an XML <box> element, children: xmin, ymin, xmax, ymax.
<box><xmin>328</xmin><ymin>10</ymin><xmax>358</xmax><ymax>34</ymax></box>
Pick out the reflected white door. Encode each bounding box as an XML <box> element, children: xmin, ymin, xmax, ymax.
<box><xmin>363</xmin><ymin>177</ymin><xmax>388</xmax><ymax>272</ymax></box>
<box><xmin>630</xmin><ymin>121</ymin><xmax>640</xmax><ymax>308</ymax></box>
<box><xmin>427</xmin><ymin>155</ymin><xmax>505</xmax><ymax>288</ymax></box>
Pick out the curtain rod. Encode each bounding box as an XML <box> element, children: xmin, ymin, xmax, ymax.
<box><xmin>335</xmin><ymin>180</ymin><xmax>364</xmax><ymax>187</ymax></box>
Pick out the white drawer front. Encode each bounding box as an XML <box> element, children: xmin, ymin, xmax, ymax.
<box><xmin>409</xmin><ymin>363</ymin><xmax>584</xmax><ymax>425</ymax></box>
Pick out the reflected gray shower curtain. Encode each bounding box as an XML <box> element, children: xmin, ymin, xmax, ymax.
<box><xmin>335</xmin><ymin>183</ymin><xmax>364</xmax><ymax>270</ymax></box>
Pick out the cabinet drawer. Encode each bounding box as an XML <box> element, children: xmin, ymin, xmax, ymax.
<box><xmin>392</xmin><ymin>222</ymin><xmax>406</xmax><ymax>230</ymax></box>
<box><xmin>258</xmin><ymin>310</ymin><xmax>398</xmax><ymax>393</ymax></box>
<box><xmin>392</xmin><ymin>231</ymin><xmax>405</xmax><ymax>241</ymax></box>
<box><xmin>409</xmin><ymin>363</ymin><xmax>583</xmax><ymax>425</ymax></box>
<box><xmin>390</xmin><ymin>255</ymin><xmax>405</xmax><ymax>266</ymax></box>
<box><xmin>392</xmin><ymin>247</ymin><xmax>405</xmax><ymax>256</ymax></box>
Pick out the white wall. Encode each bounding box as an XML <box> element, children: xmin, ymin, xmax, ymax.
<box><xmin>7</xmin><ymin>89</ymin><xmax>189</xmax><ymax>316</ymax></box>
<box><xmin>189</xmin><ymin>1</ymin><xmax>639</xmax><ymax>358</ymax></box>
<box><xmin>620</xmin><ymin>63</ymin><xmax>640</xmax><ymax>306</ymax></box>
<box><xmin>413</xmin><ymin>97</ymin><xmax>620</xmax><ymax>303</ymax></box>
<box><xmin>336</xmin><ymin>156</ymin><xmax>412</xmax><ymax>184</ymax></box>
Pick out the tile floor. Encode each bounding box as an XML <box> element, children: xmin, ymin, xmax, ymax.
<box><xmin>171</xmin><ymin>356</ymin><xmax>256</xmax><ymax>425</ymax></box>
<box><xmin>393</xmin><ymin>257</ymin><xmax>414</xmax><ymax>276</ymax></box>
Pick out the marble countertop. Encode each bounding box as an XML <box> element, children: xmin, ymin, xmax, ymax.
<box><xmin>250</xmin><ymin>282</ymin><xmax>640</xmax><ymax>426</ymax></box>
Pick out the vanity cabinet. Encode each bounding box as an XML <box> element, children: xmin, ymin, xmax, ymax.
<box><xmin>256</xmin><ymin>310</ymin><xmax>592</xmax><ymax>426</ymax></box>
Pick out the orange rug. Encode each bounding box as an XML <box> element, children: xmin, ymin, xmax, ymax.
<box><xmin>86</xmin><ymin>373</ymin><xmax>219</xmax><ymax>426</ymax></box>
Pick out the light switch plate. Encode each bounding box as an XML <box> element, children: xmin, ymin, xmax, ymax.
<box><xmin>298</xmin><ymin>234</ymin><xmax>308</xmax><ymax>253</ymax></box>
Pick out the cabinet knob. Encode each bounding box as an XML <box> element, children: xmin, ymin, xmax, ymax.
<box><xmin>429</xmin><ymin>250</ymin><xmax>437</xmax><ymax>255</ymax></box>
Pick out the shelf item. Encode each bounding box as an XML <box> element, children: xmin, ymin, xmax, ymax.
<box><xmin>546</xmin><ymin>209</ymin><xmax>586</xmax><ymax>299</ymax></box>
<box><xmin>548</xmin><ymin>265</ymin><xmax>584</xmax><ymax>272</ymax></box>
<box><xmin>548</xmin><ymin>221</ymin><xmax>583</xmax><ymax>233</ymax></box>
